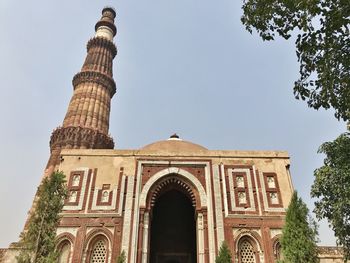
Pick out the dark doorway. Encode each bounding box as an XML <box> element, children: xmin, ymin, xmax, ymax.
<box><xmin>150</xmin><ymin>189</ymin><xmax>197</xmax><ymax>263</ymax></box>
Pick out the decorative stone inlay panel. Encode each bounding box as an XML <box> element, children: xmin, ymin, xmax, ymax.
<box><xmin>64</xmin><ymin>168</ymin><xmax>90</xmax><ymax>211</ymax></box>
<box><xmin>267</xmin><ymin>176</ymin><xmax>275</xmax><ymax>188</ymax></box>
<box><xmin>72</xmin><ymin>175</ymin><xmax>80</xmax><ymax>186</ymax></box>
<box><xmin>238</xmin><ymin>192</ymin><xmax>247</xmax><ymax>204</ymax></box>
<box><xmin>270</xmin><ymin>193</ymin><xmax>279</xmax><ymax>204</ymax></box>
<box><xmin>237</xmin><ymin>176</ymin><xmax>245</xmax><ymax>187</ymax></box>
<box><xmin>91</xmin><ymin>187</ymin><xmax>117</xmax><ymax>211</ymax></box>
<box><xmin>223</xmin><ymin>167</ymin><xmax>257</xmax><ymax>214</ymax></box>
<box><xmin>261</xmin><ymin>173</ymin><xmax>284</xmax><ymax>210</ymax></box>
<box><xmin>240</xmin><ymin>240</ymin><xmax>256</xmax><ymax>263</ymax></box>
<box><xmin>90</xmin><ymin>240</ymin><xmax>107</xmax><ymax>263</ymax></box>
<box><xmin>69</xmin><ymin>191</ymin><xmax>78</xmax><ymax>203</ymax></box>
<box><xmin>89</xmin><ymin>174</ymin><xmax>125</xmax><ymax>214</ymax></box>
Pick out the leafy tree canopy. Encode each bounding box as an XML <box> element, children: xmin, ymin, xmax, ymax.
<box><xmin>311</xmin><ymin>132</ymin><xmax>350</xmax><ymax>260</ymax></box>
<box><xmin>280</xmin><ymin>191</ymin><xmax>319</xmax><ymax>263</ymax></box>
<box><xmin>17</xmin><ymin>171</ymin><xmax>68</xmax><ymax>263</ymax></box>
<box><xmin>116</xmin><ymin>250</ymin><xmax>126</xmax><ymax>263</ymax></box>
<box><xmin>215</xmin><ymin>241</ymin><xmax>232</xmax><ymax>263</ymax></box>
<box><xmin>241</xmin><ymin>0</ymin><xmax>350</xmax><ymax>121</ymax></box>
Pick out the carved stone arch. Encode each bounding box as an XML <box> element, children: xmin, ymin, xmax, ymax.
<box><xmin>56</xmin><ymin>232</ymin><xmax>75</xmax><ymax>247</ymax></box>
<box><xmin>83</xmin><ymin>228</ymin><xmax>113</xmax><ymax>263</ymax></box>
<box><xmin>271</xmin><ymin>235</ymin><xmax>282</xmax><ymax>262</ymax></box>
<box><xmin>139</xmin><ymin>167</ymin><xmax>207</xmax><ymax>210</ymax></box>
<box><xmin>146</xmin><ymin>175</ymin><xmax>199</xmax><ymax>210</ymax></box>
<box><xmin>56</xmin><ymin>233</ymin><xmax>75</xmax><ymax>263</ymax></box>
<box><xmin>234</xmin><ymin>230</ymin><xmax>263</xmax><ymax>252</ymax></box>
<box><xmin>235</xmin><ymin>231</ymin><xmax>263</xmax><ymax>263</ymax></box>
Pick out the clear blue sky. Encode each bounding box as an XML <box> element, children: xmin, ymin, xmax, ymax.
<box><xmin>0</xmin><ymin>0</ymin><xmax>346</xmax><ymax>248</ymax></box>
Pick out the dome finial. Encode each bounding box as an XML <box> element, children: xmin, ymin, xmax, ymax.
<box><xmin>170</xmin><ymin>133</ymin><xmax>180</xmax><ymax>139</ymax></box>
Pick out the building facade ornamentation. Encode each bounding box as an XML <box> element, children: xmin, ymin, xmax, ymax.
<box><xmin>1</xmin><ymin>6</ymin><xmax>348</xmax><ymax>263</ymax></box>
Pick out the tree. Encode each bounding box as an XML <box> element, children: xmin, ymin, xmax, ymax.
<box><xmin>241</xmin><ymin>0</ymin><xmax>350</xmax><ymax>121</ymax></box>
<box><xmin>311</xmin><ymin>132</ymin><xmax>350</xmax><ymax>260</ymax></box>
<box><xmin>215</xmin><ymin>241</ymin><xmax>232</xmax><ymax>263</ymax></box>
<box><xmin>17</xmin><ymin>171</ymin><xmax>68</xmax><ymax>263</ymax></box>
<box><xmin>116</xmin><ymin>250</ymin><xmax>126</xmax><ymax>263</ymax></box>
<box><xmin>280</xmin><ymin>191</ymin><xmax>319</xmax><ymax>263</ymax></box>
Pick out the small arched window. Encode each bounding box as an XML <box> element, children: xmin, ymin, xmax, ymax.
<box><xmin>239</xmin><ymin>239</ymin><xmax>257</xmax><ymax>263</ymax></box>
<box><xmin>89</xmin><ymin>238</ymin><xmax>107</xmax><ymax>263</ymax></box>
<box><xmin>58</xmin><ymin>241</ymin><xmax>71</xmax><ymax>263</ymax></box>
<box><xmin>273</xmin><ymin>241</ymin><xmax>282</xmax><ymax>262</ymax></box>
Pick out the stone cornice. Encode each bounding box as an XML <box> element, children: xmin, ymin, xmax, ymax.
<box><xmin>50</xmin><ymin>126</ymin><xmax>114</xmax><ymax>151</ymax></box>
<box><xmin>59</xmin><ymin>149</ymin><xmax>290</xmax><ymax>159</ymax></box>
<box><xmin>87</xmin><ymin>37</ymin><xmax>117</xmax><ymax>58</ymax></box>
<box><xmin>72</xmin><ymin>71</ymin><xmax>116</xmax><ymax>97</ymax></box>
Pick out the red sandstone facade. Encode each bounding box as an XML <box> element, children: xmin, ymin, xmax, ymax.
<box><xmin>4</xmin><ymin>7</ymin><xmax>344</xmax><ymax>263</ymax></box>
<box><xmin>46</xmin><ymin>9</ymin><xmax>293</xmax><ymax>259</ymax></box>
<box><xmin>52</xmin><ymin>144</ymin><xmax>292</xmax><ymax>263</ymax></box>
<box><xmin>4</xmin><ymin>7</ymin><xmax>292</xmax><ymax>263</ymax></box>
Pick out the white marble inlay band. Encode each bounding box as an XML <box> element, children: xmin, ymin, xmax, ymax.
<box><xmin>141</xmin><ymin>212</ymin><xmax>149</xmax><ymax>263</ymax></box>
<box><xmin>117</xmin><ymin>175</ymin><xmax>126</xmax><ymax>215</ymax></box>
<box><xmin>212</xmin><ymin>165</ymin><xmax>225</xmax><ymax>251</ymax></box>
<box><xmin>204</xmin><ymin>164</ymin><xmax>216</xmax><ymax>262</ymax></box>
<box><xmin>197</xmin><ymin>212</ymin><xmax>204</xmax><ymax>263</ymax></box>
<box><xmin>220</xmin><ymin>164</ymin><xmax>229</xmax><ymax>217</ymax></box>
<box><xmin>121</xmin><ymin>175</ymin><xmax>135</xmax><ymax>262</ymax></box>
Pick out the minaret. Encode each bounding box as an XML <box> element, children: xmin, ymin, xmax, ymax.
<box><xmin>47</xmin><ymin>7</ymin><xmax>117</xmax><ymax>169</ymax></box>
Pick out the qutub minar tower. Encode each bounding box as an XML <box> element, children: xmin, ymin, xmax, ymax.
<box><xmin>0</xmin><ymin>6</ymin><xmax>344</xmax><ymax>263</ymax></box>
<box><xmin>48</xmin><ymin>7</ymin><xmax>117</xmax><ymax>173</ymax></box>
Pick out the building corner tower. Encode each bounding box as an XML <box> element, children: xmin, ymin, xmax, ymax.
<box><xmin>47</xmin><ymin>7</ymin><xmax>117</xmax><ymax>171</ymax></box>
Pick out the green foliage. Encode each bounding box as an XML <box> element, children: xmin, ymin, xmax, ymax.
<box><xmin>116</xmin><ymin>250</ymin><xmax>126</xmax><ymax>263</ymax></box>
<box><xmin>215</xmin><ymin>241</ymin><xmax>232</xmax><ymax>263</ymax></box>
<box><xmin>241</xmin><ymin>0</ymin><xmax>350</xmax><ymax>121</ymax></box>
<box><xmin>17</xmin><ymin>171</ymin><xmax>68</xmax><ymax>263</ymax></box>
<box><xmin>311</xmin><ymin>132</ymin><xmax>350</xmax><ymax>260</ymax></box>
<box><xmin>280</xmin><ymin>192</ymin><xmax>319</xmax><ymax>263</ymax></box>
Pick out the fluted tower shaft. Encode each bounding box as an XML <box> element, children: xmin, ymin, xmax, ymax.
<box><xmin>48</xmin><ymin>7</ymin><xmax>117</xmax><ymax>168</ymax></box>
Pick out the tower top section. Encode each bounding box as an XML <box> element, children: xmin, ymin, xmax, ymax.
<box><xmin>95</xmin><ymin>7</ymin><xmax>117</xmax><ymax>41</ymax></box>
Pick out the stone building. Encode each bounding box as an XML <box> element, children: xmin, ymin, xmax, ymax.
<box><xmin>1</xmin><ymin>7</ymin><xmax>346</xmax><ymax>263</ymax></box>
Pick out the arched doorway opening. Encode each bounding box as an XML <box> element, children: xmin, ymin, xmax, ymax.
<box><xmin>150</xmin><ymin>189</ymin><xmax>197</xmax><ymax>263</ymax></box>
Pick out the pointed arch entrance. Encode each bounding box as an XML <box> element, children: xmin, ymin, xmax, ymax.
<box><xmin>137</xmin><ymin>169</ymin><xmax>207</xmax><ymax>263</ymax></box>
<box><xmin>150</xmin><ymin>180</ymin><xmax>196</xmax><ymax>263</ymax></box>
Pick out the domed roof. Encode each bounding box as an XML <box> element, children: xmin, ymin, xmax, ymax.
<box><xmin>141</xmin><ymin>134</ymin><xmax>208</xmax><ymax>152</ymax></box>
